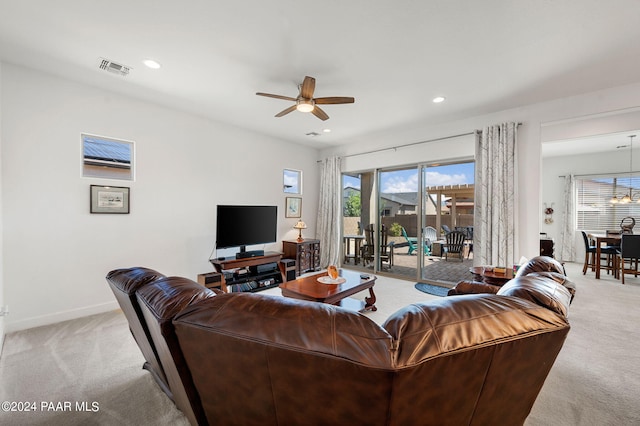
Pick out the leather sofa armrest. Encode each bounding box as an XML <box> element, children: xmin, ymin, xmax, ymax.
<box><xmin>448</xmin><ymin>280</ymin><xmax>500</xmax><ymax>296</ymax></box>
<box><xmin>497</xmin><ymin>275</ymin><xmax>572</xmax><ymax>318</ymax></box>
<box><xmin>526</xmin><ymin>271</ymin><xmax>576</xmax><ymax>303</ymax></box>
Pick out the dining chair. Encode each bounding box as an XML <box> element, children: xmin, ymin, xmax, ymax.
<box><xmin>582</xmin><ymin>231</ymin><xmax>618</xmax><ymax>276</ymax></box>
<box><xmin>581</xmin><ymin>231</ymin><xmax>597</xmax><ymax>274</ymax></box>
<box><xmin>616</xmin><ymin>234</ymin><xmax>640</xmax><ymax>284</ymax></box>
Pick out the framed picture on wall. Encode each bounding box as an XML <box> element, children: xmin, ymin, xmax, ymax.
<box><xmin>285</xmin><ymin>197</ymin><xmax>302</xmax><ymax>218</ymax></box>
<box><xmin>283</xmin><ymin>169</ymin><xmax>302</xmax><ymax>194</ymax></box>
<box><xmin>90</xmin><ymin>185</ymin><xmax>130</xmax><ymax>214</ymax></box>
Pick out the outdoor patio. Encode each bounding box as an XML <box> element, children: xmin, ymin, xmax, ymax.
<box><xmin>343</xmin><ymin>244</ymin><xmax>475</xmax><ymax>286</ymax></box>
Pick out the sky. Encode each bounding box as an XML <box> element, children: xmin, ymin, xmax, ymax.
<box><xmin>343</xmin><ymin>162</ymin><xmax>474</xmax><ymax>193</ymax></box>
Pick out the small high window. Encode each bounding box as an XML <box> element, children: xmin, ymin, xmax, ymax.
<box><xmin>82</xmin><ymin>133</ymin><xmax>134</xmax><ymax>180</ymax></box>
<box><xmin>283</xmin><ymin>169</ymin><xmax>302</xmax><ymax>194</ymax></box>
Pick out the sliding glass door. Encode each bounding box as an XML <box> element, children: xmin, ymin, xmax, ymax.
<box><xmin>420</xmin><ymin>162</ymin><xmax>475</xmax><ymax>284</ymax></box>
<box><xmin>377</xmin><ymin>167</ymin><xmax>420</xmax><ymax>278</ymax></box>
<box><xmin>341</xmin><ymin>160</ymin><xmax>474</xmax><ymax>285</ymax></box>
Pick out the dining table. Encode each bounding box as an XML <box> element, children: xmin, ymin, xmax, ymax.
<box><xmin>588</xmin><ymin>233</ymin><xmax>621</xmax><ymax>279</ymax></box>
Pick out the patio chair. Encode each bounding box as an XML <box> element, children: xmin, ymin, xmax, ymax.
<box><xmin>423</xmin><ymin>226</ymin><xmax>438</xmax><ymax>254</ymax></box>
<box><xmin>442</xmin><ymin>231</ymin><xmax>466</xmax><ymax>261</ymax></box>
<box><xmin>401</xmin><ymin>226</ymin><xmax>429</xmax><ymax>255</ymax></box>
<box><xmin>361</xmin><ymin>224</ymin><xmax>394</xmax><ymax>269</ymax></box>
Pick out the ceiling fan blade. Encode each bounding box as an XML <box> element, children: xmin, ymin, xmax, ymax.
<box><xmin>300</xmin><ymin>76</ymin><xmax>316</xmax><ymax>99</ymax></box>
<box><xmin>314</xmin><ymin>96</ymin><xmax>355</xmax><ymax>105</ymax></box>
<box><xmin>275</xmin><ymin>105</ymin><xmax>297</xmax><ymax>117</ymax></box>
<box><xmin>256</xmin><ymin>92</ymin><xmax>297</xmax><ymax>102</ymax></box>
<box><xmin>311</xmin><ymin>106</ymin><xmax>329</xmax><ymax>121</ymax></box>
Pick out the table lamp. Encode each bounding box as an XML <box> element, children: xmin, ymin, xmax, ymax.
<box><xmin>293</xmin><ymin>221</ymin><xmax>307</xmax><ymax>242</ymax></box>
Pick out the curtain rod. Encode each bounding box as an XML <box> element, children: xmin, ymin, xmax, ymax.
<box><xmin>340</xmin><ymin>131</ymin><xmax>476</xmax><ymax>159</ymax></box>
<box><xmin>559</xmin><ymin>171</ymin><xmax>640</xmax><ymax>178</ymax></box>
<box><xmin>321</xmin><ymin>122</ymin><xmax>522</xmax><ymax>161</ymax></box>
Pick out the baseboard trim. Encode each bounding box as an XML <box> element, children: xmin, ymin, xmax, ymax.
<box><xmin>4</xmin><ymin>301</ymin><xmax>119</xmax><ymax>333</ymax></box>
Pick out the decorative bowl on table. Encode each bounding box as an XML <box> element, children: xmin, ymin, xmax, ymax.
<box><xmin>317</xmin><ymin>276</ymin><xmax>346</xmax><ymax>284</ymax></box>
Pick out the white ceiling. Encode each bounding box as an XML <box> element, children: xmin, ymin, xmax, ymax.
<box><xmin>2</xmin><ymin>1</ymin><xmax>640</xmax><ymax>149</ymax></box>
<box><xmin>542</xmin><ymin>131</ymin><xmax>640</xmax><ymax>158</ymax></box>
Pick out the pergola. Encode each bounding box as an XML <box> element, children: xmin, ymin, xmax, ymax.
<box><xmin>426</xmin><ymin>184</ymin><xmax>475</xmax><ymax>232</ymax></box>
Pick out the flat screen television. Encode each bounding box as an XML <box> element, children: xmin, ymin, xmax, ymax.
<box><xmin>215</xmin><ymin>205</ymin><xmax>277</xmax><ymax>254</ymax></box>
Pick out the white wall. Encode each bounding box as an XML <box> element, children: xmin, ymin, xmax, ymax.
<box><xmin>321</xmin><ymin>82</ymin><xmax>640</xmax><ymax>261</ymax></box>
<box><xmin>0</xmin><ymin>62</ymin><xmax>4</xmax><ymax>349</ymax></box>
<box><xmin>1</xmin><ymin>63</ymin><xmax>319</xmax><ymax>332</ymax></box>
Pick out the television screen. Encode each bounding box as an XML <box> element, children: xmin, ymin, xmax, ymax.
<box><xmin>216</xmin><ymin>205</ymin><xmax>278</xmax><ymax>250</ymax></box>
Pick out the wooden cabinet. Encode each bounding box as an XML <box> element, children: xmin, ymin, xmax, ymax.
<box><xmin>282</xmin><ymin>239</ymin><xmax>321</xmax><ymax>277</ymax></box>
<box><xmin>540</xmin><ymin>238</ymin><xmax>554</xmax><ymax>258</ymax></box>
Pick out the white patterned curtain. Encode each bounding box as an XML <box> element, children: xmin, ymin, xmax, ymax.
<box><xmin>558</xmin><ymin>174</ymin><xmax>576</xmax><ymax>262</ymax></box>
<box><xmin>316</xmin><ymin>156</ymin><xmax>342</xmax><ymax>267</ymax></box>
<box><xmin>475</xmin><ymin>122</ymin><xmax>518</xmax><ymax>267</ymax></box>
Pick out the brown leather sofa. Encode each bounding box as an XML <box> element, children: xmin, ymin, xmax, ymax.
<box><xmin>448</xmin><ymin>255</ymin><xmax>576</xmax><ymax>302</ymax></box>
<box><xmin>136</xmin><ymin>276</ymin><xmax>219</xmax><ymax>426</ymax></box>
<box><xmin>108</xmin><ymin>266</ymin><xmax>573</xmax><ymax>425</ymax></box>
<box><xmin>105</xmin><ymin>267</ymin><xmax>169</xmax><ymax>396</ymax></box>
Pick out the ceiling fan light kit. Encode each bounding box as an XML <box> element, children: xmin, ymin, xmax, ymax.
<box><xmin>296</xmin><ymin>99</ymin><xmax>315</xmax><ymax>112</ymax></box>
<box><xmin>257</xmin><ymin>76</ymin><xmax>354</xmax><ymax>121</ymax></box>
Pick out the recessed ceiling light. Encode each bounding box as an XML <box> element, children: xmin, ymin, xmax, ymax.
<box><xmin>432</xmin><ymin>96</ymin><xmax>446</xmax><ymax>103</ymax></box>
<box><xmin>143</xmin><ymin>59</ymin><xmax>161</xmax><ymax>69</ymax></box>
<box><xmin>323</xmin><ymin>128</ymin><xmax>331</xmax><ymax>133</ymax></box>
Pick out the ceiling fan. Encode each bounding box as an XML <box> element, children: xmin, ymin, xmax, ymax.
<box><xmin>256</xmin><ymin>76</ymin><xmax>354</xmax><ymax>121</ymax></box>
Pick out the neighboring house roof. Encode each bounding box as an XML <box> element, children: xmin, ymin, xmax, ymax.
<box><xmin>83</xmin><ymin>137</ymin><xmax>130</xmax><ymax>164</ymax></box>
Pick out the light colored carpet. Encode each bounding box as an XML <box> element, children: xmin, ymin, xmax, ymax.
<box><xmin>0</xmin><ymin>262</ymin><xmax>639</xmax><ymax>425</ymax></box>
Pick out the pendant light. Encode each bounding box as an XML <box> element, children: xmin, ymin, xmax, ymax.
<box><xmin>611</xmin><ymin>135</ymin><xmax>637</xmax><ymax>203</ymax></box>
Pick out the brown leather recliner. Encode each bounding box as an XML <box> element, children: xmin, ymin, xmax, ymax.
<box><xmin>136</xmin><ymin>277</ymin><xmax>219</xmax><ymax>426</ymax></box>
<box><xmin>172</xmin><ymin>276</ymin><xmax>572</xmax><ymax>425</ymax></box>
<box><xmin>448</xmin><ymin>255</ymin><xmax>576</xmax><ymax>302</ymax></box>
<box><xmin>105</xmin><ymin>267</ymin><xmax>169</xmax><ymax>396</ymax></box>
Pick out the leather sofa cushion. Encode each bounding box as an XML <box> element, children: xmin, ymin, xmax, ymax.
<box><xmin>174</xmin><ymin>292</ymin><xmax>394</xmax><ymax>368</ymax></box>
<box><xmin>383</xmin><ymin>293</ymin><xmax>570</xmax><ymax>368</ymax></box>
<box><xmin>137</xmin><ymin>276</ymin><xmax>217</xmax><ymax>323</ymax></box>
<box><xmin>498</xmin><ymin>275</ymin><xmax>572</xmax><ymax>317</ymax></box>
<box><xmin>516</xmin><ymin>255</ymin><xmax>565</xmax><ymax>277</ymax></box>
<box><xmin>105</xmin><ymin>267</ymin><xmax>165</xmax><ymax>294</ymax></box>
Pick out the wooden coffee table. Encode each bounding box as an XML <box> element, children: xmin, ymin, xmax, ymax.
<box><xmin>279</xmin><ymin>269</ymin><xmax>377</xmax><ymax>312</ymax></box>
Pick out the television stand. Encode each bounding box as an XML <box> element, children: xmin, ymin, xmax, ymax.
<box><xmin>209</xmin><ymin>252</ymin><xmax>283</xmax><ymax>293</ymax></box>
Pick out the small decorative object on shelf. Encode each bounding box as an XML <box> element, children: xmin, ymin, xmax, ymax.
<box><xmin>544</xmin><ymin>203</ymin><xmax>554</xmax><ymax>224</ymax></box>
<box><xmin>494</xmin><ymin>266</ymin><xmax>507</xmax><ymax>275</ymax></box>
<box><xmin>620</xmin><ymin>216</ymin><xmax>635</xmax><ymax>234</ymax></box>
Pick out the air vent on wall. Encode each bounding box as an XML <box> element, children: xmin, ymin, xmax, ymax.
<box><xmin>98</xmin><ymin>58</ymin><xmax>131</xmax><ymax>76</ymax></box>
<box><xmin>305</xmin><ymin>132</ymin><xmax>321</xmax><ymax>137</ymax></box>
